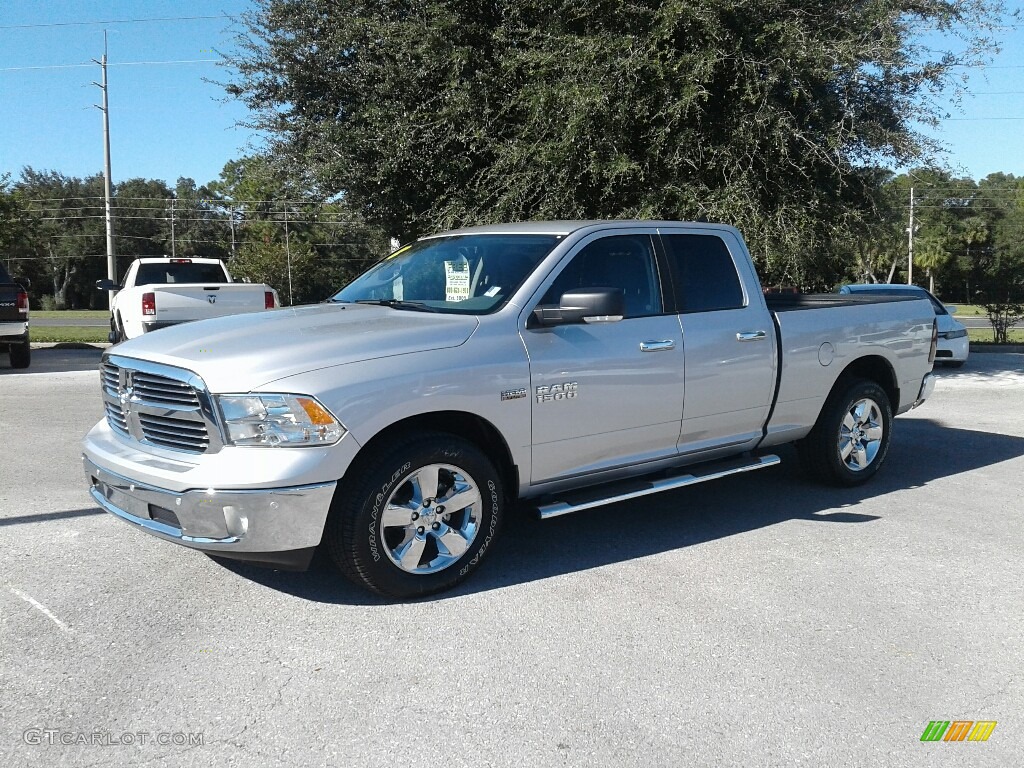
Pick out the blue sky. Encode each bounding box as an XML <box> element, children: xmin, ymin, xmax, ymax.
<box><xmin>2</xmin><ymin>1</ymin><xmax>1023</xmax><ymax>189</ymax></box>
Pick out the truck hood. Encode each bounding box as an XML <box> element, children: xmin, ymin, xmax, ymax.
<box><xmin>112</xmin><ymin>303</ymin><xmax>479</xmax><ymax>392</ymax></box>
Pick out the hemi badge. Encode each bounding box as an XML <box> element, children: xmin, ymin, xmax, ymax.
<box><xmin>501</xmin><ymin>388</ymin><xmax>527</xmax><ymax>401</ymax></box>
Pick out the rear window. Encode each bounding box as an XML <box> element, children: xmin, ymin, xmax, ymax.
<box><xmin>134</xmin><ymin>262</ymin><xmax>228</xmax><ymax>285</ymax></box>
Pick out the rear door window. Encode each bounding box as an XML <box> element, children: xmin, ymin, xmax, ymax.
<box><xmin>660</xmin><ymin>234</ymin><xmax>745</xmax><ymax>313</ymax></box>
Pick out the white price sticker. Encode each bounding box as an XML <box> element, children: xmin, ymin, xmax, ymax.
<box><xmin>444</xmin><ymin>258</ymin><xmax>471</xmax><ymax>302</ymax></box>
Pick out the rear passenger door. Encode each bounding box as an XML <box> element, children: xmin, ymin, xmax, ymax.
<box><xmin>658</xmin><ymin>229</ymin><xmax>777</xmax><ymax>458</ymax></box>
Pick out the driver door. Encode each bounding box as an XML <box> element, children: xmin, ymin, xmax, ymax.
<box><xmin>521</xmin><ymin>232</ymin><xmax>686</xmax><ymax>484</ymax></box>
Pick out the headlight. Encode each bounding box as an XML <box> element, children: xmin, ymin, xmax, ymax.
<box><xmin>216</xmin><ymin>394</ymin><xmax>346</xmax><ymax>447</ymax></box>
<box><xmin>943</xmin><ymin>328</ymin><xmax>968</xmax><ymax>340</ymax></box>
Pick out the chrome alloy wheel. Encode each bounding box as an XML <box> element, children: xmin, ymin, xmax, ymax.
<box><xmin>838</xmin><ymin>398</ymin><xmax>885</xmax><ymax>472</ymax></box>
<box><xmin>379</xmin><ymin>463</ymin><xmax>482</xmax><ymax>575</ymax></box>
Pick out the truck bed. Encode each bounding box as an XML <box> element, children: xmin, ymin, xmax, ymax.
<box><xmin>764</xmin><ymin>293</ymin><xmax>924</xmax><ymax>312</ymax></box>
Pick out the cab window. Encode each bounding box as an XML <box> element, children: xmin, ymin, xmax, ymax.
<box><xmin>539</xmin><ymin>235</ymin><xmax>662</xmax><ymax>318</ymax></box>
<box><xmin>661</xmin><ymin>234</ymin><xmax>745</xmax><ymax>313</ymax></box>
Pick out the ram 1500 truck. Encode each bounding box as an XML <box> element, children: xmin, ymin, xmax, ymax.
<box><xmin>83</xmin><ymin>221</ymin><xmax>938</xmax><ymax>598</ymax></box>
<box><xmin>0</xmin><ymin>261</ymin><xmax>30</xmax><ymax>369</ymax></box>
<box><xmin>97</xmin><ymin>257</ymin><xmax>279</xmax><ymax>341</ymax></box>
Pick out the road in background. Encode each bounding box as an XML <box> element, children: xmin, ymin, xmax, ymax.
<box><xmin>0</xmin><ymin>347</ymin><xmax>103</xmax><ymax>375</ymax></box>
<box><xmin>1</xmin><ymin>355</ymin><xmax>1022</xmax><ymax>766</ymax></box>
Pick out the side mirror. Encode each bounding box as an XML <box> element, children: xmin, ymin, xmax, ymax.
<box><xmin>13</xmin><ymin>276</ymin><xmax>30</xmax><ymax>289</ymax></box>
<box><xmin>533</xmin><ymin>288</ymin><xmax>625</xmax><ymax>326</ymax></box>
<box><xmin>96</xmin><ymin>278</ymin><xmax>120</xmax><ymax>292</ymax></box>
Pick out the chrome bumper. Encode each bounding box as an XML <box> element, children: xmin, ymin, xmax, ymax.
<box><xmin>0</xmin><ymin>320</ymin><xmax>28</xmax><ymax>341</ymax></box>
<box><xmin>913</xmin><ymin>373</ymin><xmax>936</xmax><ymax>409</ymax></box>
<box><xmin>84</xmin><ymin>455</ymin><xmax>335</xmax><ymax>554</ymax></box>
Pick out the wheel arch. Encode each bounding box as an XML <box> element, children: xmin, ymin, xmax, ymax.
<box><xmin>830</xmin><ymin>354</ymin><xmax>900</xmax><ymax>413</ymax></box>
<box><xmin>350</xmin><ymin>411</ymin><xmax>519</xmax><ymax>503</ymax></box>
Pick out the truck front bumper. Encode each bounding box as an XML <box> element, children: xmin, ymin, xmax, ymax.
<box><xmin>84</xmin><ymin>455</ymin><xmax>336</xmax><ymax>569</ymax></box>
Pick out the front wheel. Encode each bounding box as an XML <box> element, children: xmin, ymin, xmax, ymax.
<box><xmin>325</xmin><ymin>432</ymin><xmax>504</xmax><ymax>599</ymax></box>
<box><xmin>797</xmin><ymin>378</ymin><xmax>893</xmax><ymax>487</ymax></box>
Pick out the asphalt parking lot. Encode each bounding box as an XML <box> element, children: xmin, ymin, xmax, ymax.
<box><xmin>2</xmin><ymin>350</ymin><xmax>1023</xmax><ymax>767</ymax></box>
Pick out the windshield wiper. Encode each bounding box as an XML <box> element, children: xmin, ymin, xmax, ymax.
<box><xmin>351</xmin><ymin>299</ymin><xmax>439</xmax><ymax>312</ymax></box>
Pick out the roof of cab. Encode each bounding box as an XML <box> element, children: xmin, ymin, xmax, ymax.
<box><xmin>423</xmin><ymin>220</ymin><xmax>739</xmax><ymax>238</ymax></box>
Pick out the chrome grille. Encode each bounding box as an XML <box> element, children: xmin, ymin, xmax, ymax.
<box><xmin>132</xmin><ymin>371</ymin><xmax>201</xmax><ymax>408</ymax></box>
<box><xmin>104</xmin><ymin>401</ymin><xmax>129</xmax><ymax>436</ymax></box>
<box><xmin>138</xmin><ymin>413</ymin><xmax>210</xmax><ymax>451</ymax></box>
<box><xmin>100</xmin><ymin>361</ymin><xmax>120</xmax><ymax>396</ymax></box>
<box><xmin>99</xmin><ymin>356</ymin><xmax>222</xmax><ymax>454</ymax></box>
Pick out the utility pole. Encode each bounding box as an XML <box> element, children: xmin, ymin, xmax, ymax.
<box><xmin>284</xmin><ymin>208</ymin><xmax>292</xmax><ymax>305</ymax></box>
<box><xmin>229</xmin><ymin>205</ymin><xmax>237</xmax><ymax>260</ymax></box>
<box><xmin>92</xmin><ymin>31</ymin><xmax>116</xmax><ymax>305</ymax></box>
<box><xmin>170</xmin><ymin>197</ymin><xmax>176</xmax><ymax>257</ymax></box>
<box><xmin>907</xmin><ymin>186</ymin><xmax>914</xmax><ymax>285</ymax></box>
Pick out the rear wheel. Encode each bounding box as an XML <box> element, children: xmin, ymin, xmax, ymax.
<box><xmin>797</xmin><ymin>378</ymin><xmax>892</xmax><ymax>487</ymax></box>
<box><xmin>9</xmin><ymin>340</ymin><xmax>30</xmax><ymax>369</ymax></box>
<box><xmin>325</xmin><ymin>432</ymin><xmax>504</xmax><ymax>599</ymax></box>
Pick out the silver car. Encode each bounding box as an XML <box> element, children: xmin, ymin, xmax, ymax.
<box><xmin>839</xmin><ymin>284</ymin><xmax>969</xmax><ymax>367</ymax></box>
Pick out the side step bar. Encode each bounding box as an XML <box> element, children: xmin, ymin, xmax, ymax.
<box><xmin>536</xmin><ymin>454</ymin><xmax>780</xmax><ymax>519</ymax></box>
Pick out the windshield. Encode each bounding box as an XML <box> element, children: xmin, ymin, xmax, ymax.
<box><xmin>331</xmin><ymin>234</ymin><xmax>560</xmax><ymax>313</ymax></box>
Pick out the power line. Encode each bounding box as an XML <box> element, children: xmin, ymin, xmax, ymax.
<box><xmin>0</xmin><ymin>15</ymin><xmax>230</xmax><ymax>31</ymax></box>
<box><xmin>0</xmin><ymin>59</ymin><xmax>218</xmax><ymax>73</ymax></box>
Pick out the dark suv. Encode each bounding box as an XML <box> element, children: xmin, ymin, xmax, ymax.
<box><xmin>0</xmin><ymin>261</ymin><xmax>30</xmax><ymax>369</ymax></box>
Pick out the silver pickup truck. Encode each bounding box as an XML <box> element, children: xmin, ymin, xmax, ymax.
<box><xmin>83</xmin><ymin>221</ymin><xmax>937</xmax><ymax>598</ymax></box>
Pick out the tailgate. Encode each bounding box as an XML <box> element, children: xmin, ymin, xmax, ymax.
<box><xmin>0</xmin><ymin>285</ymin><xmax>26</xmax><ymax>322</ymax></box>
<box><xmin>151</xmin><ymin>284</ymin><xmax>270</xmax><ymax>323</ymax></box>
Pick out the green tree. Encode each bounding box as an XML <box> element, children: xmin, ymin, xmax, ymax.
<box><xmin>114</xmin><ymin>177</ymin><xmax>175</xmax><ymax>266</ymax></box>
<box><xmin>225</xmin><ymin>0</ymin><xmax>1003</xmax><ymax>286</ymax></box>
<box><xmin>209</xmin><ymin>156</ymin><xmax>389</xmax><ymax>303</ymax></box>
<box><xmin>975</xmin><ymin>175</ymin><xmax>1024</xmax><ymax>342</ymax></box>
<box><xmin>14</xmin><ymin>169</ymin><xmax>108</xmax><ymax>308</ymax></box>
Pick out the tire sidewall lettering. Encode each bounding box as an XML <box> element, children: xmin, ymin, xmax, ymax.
<box><xmin>367</xmin><ymin>461</ymin><xmax>412</xmax><ymax>563</ymax></box>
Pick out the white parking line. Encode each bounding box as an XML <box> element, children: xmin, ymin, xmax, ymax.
<box><xmin>9</xmin><ymin>587</ymin><xmax>74</xmax><ymax>635</ymax></box>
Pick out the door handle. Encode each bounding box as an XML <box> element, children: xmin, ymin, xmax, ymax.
<box><xmin>736</xmin><ymin>331</ymin><xmax>767</xmax><ymax>342</ymax></box>
<box><xmin>640</xmin><ymin>340</ymin><xmax>675</xmax><ymax>352</ymax></box>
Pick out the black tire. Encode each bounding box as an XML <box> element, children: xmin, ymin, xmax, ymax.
<box><xmin>9</xmin><ymin>340</ymin><xmax>30</xmax><ymax>369</ymax></box>
<box><xmin>109</xmin><ymin>316</ymin><xmax>125</xmax><ymax>344</ymax></box>
<box><xmin>797</xmin><ymin>378</ymin><xmax>893</xmax><ymax>487</ymax></box>
<box><xmin>325</xmin><ymin>432</ymin><xmax>504</xmax><ymax>599</ymax></box>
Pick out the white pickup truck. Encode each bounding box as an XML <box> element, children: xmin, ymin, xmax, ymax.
<box><xmin>83</xmin><ymin>221</ymin><xmax>938</xmax><ymax>599</ymax></box>
<box><xmin>97</xmin><ymin>257</ymin><xmax>279</xmax><ymax>341</ymax></box>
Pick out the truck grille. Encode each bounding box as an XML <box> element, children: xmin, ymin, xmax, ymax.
<box><xmin>99</xmin><ymin>357</ymin><xmax>221</xmax><ymax>454</ymax></box>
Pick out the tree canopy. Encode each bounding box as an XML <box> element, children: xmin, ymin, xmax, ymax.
<box><xmin>225</xmin><ymin>0</ymin><xmax>1003</xmax><ymax>284</ymax></box>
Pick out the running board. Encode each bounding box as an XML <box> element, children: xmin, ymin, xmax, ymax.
<box><xmin>535</xmin><ymin>454</ymin><xmax>781</xmax><ymax>519</ymax></box>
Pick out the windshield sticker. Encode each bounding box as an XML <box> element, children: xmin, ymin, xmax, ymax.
<box><xmin>444</xmin><ymin>258</ymin><xmax>471</xmax><ymax>302</ymax></box>
<box><xmin>484</xmin><ymin>285</ymin><xmax>501</xmax><ymax>297</ymax></box>
<box><xmin>385</xmin><ymin>245</ymin><xmax>411</xmax><ymax>260</ymax></box>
